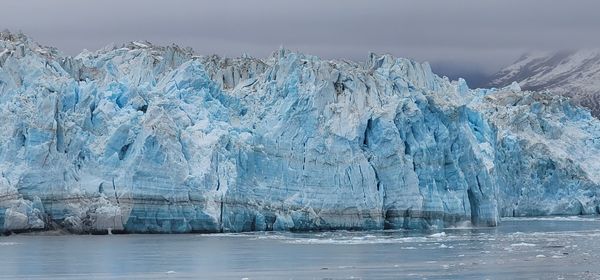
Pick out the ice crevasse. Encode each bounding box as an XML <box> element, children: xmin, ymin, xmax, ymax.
<box><xmin>1</xmin><ymin>32</ymin><xmax>600</xmax><ymax>233</ymax></box>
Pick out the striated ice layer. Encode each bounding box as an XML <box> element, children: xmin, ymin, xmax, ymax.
<box><xmin>1</xmin><ymin>32</ymin><xmax>600</xmax><ymax>233</ymax></box>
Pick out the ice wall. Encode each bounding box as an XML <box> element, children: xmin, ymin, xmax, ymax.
<box><xmin>1</xmin><ymin>32</ymin><xmax>599</xmax><ymax>233</ymax></box>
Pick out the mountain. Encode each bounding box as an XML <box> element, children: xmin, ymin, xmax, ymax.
<box><xmin>1</xmin><ymin>32</ymin><xmax>600</xmax><ymax>234</ymax></box>
<box><xmin>487</xmin><ymin>50</ymin><xmax>600</xmax><ymax>117</ymax></box>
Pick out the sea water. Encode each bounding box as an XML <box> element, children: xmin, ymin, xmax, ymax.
<box><xmin>1</xmin><ymin>217</ymin><xmax>600</xmax><ymax>279</ymax></box>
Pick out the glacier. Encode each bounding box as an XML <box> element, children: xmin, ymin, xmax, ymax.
<box><xmin>1</xmin><ymin>31</ymin><xmax>600</xmax><ymax>234</ymax></box>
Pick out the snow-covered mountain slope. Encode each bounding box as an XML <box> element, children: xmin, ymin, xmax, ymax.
<box><xmin>1</xmin><ymin>32</ymin><xmax>600</xmax><ymax>234</ymax></box>
<box><xmin>487</xmin><ymin>50</ymin><xmax>600</xmax><ymax>117</ymax></box>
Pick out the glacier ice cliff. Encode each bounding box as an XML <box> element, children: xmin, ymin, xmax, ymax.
<box><xmin>1</xmin><ymin>32</ymin><xmax>600</xmax><ymax>233</ymax></box>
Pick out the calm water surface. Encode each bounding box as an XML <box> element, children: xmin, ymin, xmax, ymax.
<box><xmin>1</xmin><ymin>217</ymin><xmax>600</xmax><ymax>279</ymax></box>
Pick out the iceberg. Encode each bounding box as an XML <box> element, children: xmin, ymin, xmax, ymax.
<box><xmin>1</xmin><ymin>31</ymin><xmax>600</xmax><ymax>233</ymax></box>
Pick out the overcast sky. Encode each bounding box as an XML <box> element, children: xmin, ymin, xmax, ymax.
<box><xmin>3</xmin><ymin>0</ymin><xmax>600</xmax><ymax>85</ymax></box>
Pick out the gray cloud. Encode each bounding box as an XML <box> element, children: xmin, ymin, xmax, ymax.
<box><xmin>3</xmin><ymin>0</ymin><xmax>600</xmax><ymax>83</ymax></box>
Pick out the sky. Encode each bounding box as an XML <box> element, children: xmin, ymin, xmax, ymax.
<box><xmin>3</xmin><ymin>0</ymin><xmax>600</xmax><ymax>86</ymax></box>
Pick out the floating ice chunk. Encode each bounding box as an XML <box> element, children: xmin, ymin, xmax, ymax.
<box><xmin>430</xmin><ymin>232</ymin><xmax>447</xmax><ymax>238</ymax></box>
<box><xmin>511</xmin><ymin>243</ymin><xmax>536</xmax><ymax>247</ymax></box>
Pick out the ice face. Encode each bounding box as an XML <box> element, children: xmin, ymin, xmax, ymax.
<box><xmin>1</xmin><ymin>32</ymin><xmax>600</xmax><ymax>233</ymax></box>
